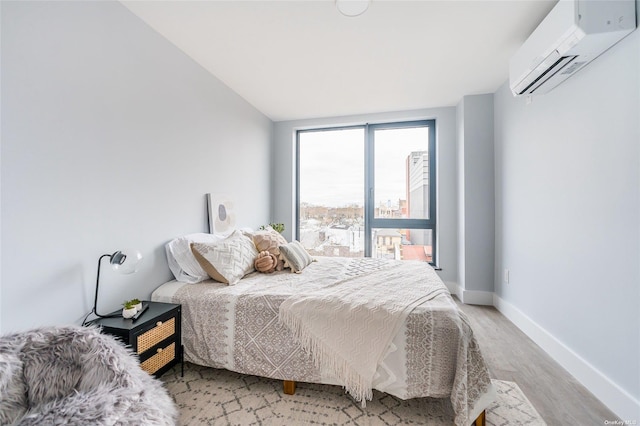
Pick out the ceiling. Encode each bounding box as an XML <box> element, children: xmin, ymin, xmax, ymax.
<box><xmin>121</xmin><ymin>0</ymin><xmax>556</xmax><ymax>122</ymax></box>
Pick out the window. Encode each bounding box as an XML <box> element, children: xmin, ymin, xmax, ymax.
<box><xmin>296</xmin><ymin>120</ymin><xmax>436</xmax><ymax>264</ymax></box>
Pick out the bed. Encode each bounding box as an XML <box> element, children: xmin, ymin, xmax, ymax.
<box><xmin>152</xmin><ymin>253</ymin><xmax>495</xmax><ymax>426</ymax></box>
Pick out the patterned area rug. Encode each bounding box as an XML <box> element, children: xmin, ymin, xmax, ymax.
<box><xmin>161</xmin><ymin>363</ymin><xmax>546</xmax><ymax>425</ymax></box>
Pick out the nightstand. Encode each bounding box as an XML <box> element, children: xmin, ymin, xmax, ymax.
<box><xmin>92</xmin><ymin>301</ymin><xmax>183</xmax><ymax>378</ymax></box>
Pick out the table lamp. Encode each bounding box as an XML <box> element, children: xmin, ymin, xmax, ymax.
<box><xmin>91</xmin><ymin>249</ymin><xmax>143</xmax><ymax>319</ymax></box>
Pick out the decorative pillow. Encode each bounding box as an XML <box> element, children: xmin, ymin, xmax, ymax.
<box><xmin>254</xmin><ymin>251</ymin><xmax>278</xmax><ymax>273</ymax></box>
<box><xmin>190</xmin><ymin>231</ymin><xmax>258</xmax><ymax>285</ymax></box>
<box><xmin>279</xmin><ymin>241</ymin><xmax>314</xmax><ymax>273</ymax></box>
<box><xmin>249</xmin><ymin>228</ymin><xmax>287</xmax><ymax>271</ymax></box>
<box><xmin>165</xmin><ymin>233</ymin><xmax>226</xmax><ymax>283</ymax></box>
<box><xmin>251</xmin><ymin>228</ymin><xmax>287</xmax><ymax>254</ymax></box>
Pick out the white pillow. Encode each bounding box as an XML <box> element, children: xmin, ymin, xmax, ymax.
<box><xmin>279</xmin><ymin>240</ymin><xmax>315</xmax><ymax>273</ymax></box>
<box><xmin>190</xmin><ymin>230</ymin><xmax>258</xmax><ymax>285</ymax></box>
<box><xmin>165</xmin><ymin>233</ymin><xmax>225</xmax><ymax>283</ymax></box>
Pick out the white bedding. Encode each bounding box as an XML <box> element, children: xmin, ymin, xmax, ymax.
<box><xmin>152</xmin><ymin>256</ymin><xmax>494</xmax><ymax>425</ymax></box>
<box><xmin>151</xmin><ymin>280</ymin><xmax>186</xmax><ymax>303</ymax></box>
<box><xmin>151</xmin><ymin>277</ymin><xmax>416</xmax><ymax>396</ymax></box>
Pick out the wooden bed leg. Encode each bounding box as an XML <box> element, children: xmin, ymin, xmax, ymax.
<box><xmin>283</xmin><ymin>380</ymin><xmax>296</xmax><ymax>395</ymax></box>
<box><xmin>473</xmin><ymin>410</ymin><xmax>486</xmax><ymax>426</ymax></box>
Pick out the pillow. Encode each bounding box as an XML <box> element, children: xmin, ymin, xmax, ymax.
<box><xmin>279</xmin><ymin>241</ymin><xmax>314</xmax><ymax>273</ymax></box>
<box><xmin>165</xmin><ymin>233</ymin><xmax>226</xmax><ymax>283</ymax></box>
<box><xmin>190</xmin><ymin>230</ymin><xmax>258</xmax><ymax>285</ymax></box>
<box><xmin>248</xmin><ymin>228</ymin><xmax>287</xmax><ymax>271</ymax></box>
<box><xmin>250</xmin><ymin>228</ymin><xmax>287</xmax><ymax>255</ymax></box>
<box><xmin>254</xmin><ymin>251</ymin><xmax>278</xmax><ymax>273</ymax></box>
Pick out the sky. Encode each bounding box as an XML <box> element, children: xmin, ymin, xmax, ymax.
<box><xmin>299</xmin><ymin>126</ymin><xmax>428</xmax><ymax>208</ymax></box>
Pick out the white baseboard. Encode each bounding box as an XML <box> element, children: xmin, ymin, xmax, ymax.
<box><xmin>443</xmin><ymin>282</ymin><xmax>493</xmax><ymax>305</ymax></box>
<box><xmin>493</xmin><ymin>293</ymin><xmax>640</xmax><ymax>421</ymax></box>
<box><xmin>443</xmin><ymin>281</ymin><xmax>460</xmax><ymax>296</ymax></box>
<box><xmin>459</xmin><ymin>289</ymin><xmax>493</xmax><ymax>306</ymax></box>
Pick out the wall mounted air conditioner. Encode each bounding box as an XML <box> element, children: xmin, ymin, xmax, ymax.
<box><xmin>509</xmin><ymin>0</ymin><xmax>636</xmax><ymax>97</ymax></box>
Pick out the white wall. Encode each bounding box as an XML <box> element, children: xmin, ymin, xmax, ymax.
<box><xmin>456</xmin><ymin>100</ymin><xmax>466</xmax><ymax>295</ymax></box>
<box><xmin>0</xmin><ymin>2</ymin><xmax>3</xmax><ymax>334</ymax></box>
<box><xmin>1</xmin><ymin>1</ymin><xmax>272</xmax><ymax>332</ymax></box>
<box><xmin>494</xmin><ymin>20</ymin><xmax>639</xmax><ymax>419</ymax></box>
<box><xmin>272</xmin><ymin>107</ymin><xmax>459</xmax><ymax>286</ymax></box>
<box><xmin>456</xmin><ymin>94</ymin><xmax>495</xmax><ymax>303</ymax></box>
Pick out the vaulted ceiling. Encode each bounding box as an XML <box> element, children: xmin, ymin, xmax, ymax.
<box><xmin>122</xmin><ymin>0</ymin><xmax>556</xmax><ymax>121</ymax></box>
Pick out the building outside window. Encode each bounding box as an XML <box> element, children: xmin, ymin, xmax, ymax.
<box><xmin>297</xmin><ymin>120</ymin><xmax>436</xmax><ymax>265</ymax></box>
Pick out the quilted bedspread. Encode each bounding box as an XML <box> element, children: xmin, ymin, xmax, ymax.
<box><xmin>167</xmin><ymin>257</ymin><xmax>495</xmax><ymax>425</ymax></box>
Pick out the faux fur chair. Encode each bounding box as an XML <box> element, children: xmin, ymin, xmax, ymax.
<box><xmin>0</xmin><ymin>325</ymin><xmax>178</xmax><ymax>425</ymax></box>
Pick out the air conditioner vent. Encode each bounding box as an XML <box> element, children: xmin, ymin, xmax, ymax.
<box><xmin>560</xmin><ymin>61</ymin><xmax>587</xmax><ymax>75</ymax></box>
<box><xmin>517</xmin><ymin>56</ymin><xmax>576</xmax><ymax>96</ymax></box>
<box><xmin>509</xmin><ymin>0</ymin><xmax>636</xmax><ymax>97</ymax></box>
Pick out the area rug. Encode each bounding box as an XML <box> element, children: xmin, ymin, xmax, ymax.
<box><xmin>161</xmin><ymin>363</ymin><xmax>546</xmax><ymax>425</ymax></box>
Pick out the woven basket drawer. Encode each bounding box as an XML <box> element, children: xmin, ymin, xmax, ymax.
<box><xmin>140</xmin><ymin>342</ymin><xmax>175</xmax><ymax>375</ymax></box>
<box><xmin>137</xmin><ymin>317</ymin><xmax>175</xmax><ymax>354</ymax></box>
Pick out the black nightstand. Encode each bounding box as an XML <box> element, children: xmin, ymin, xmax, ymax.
<box><xmin>92</xmin><ymin>301</ymin><xmax>183</xmax><ymax>378</ymax></box>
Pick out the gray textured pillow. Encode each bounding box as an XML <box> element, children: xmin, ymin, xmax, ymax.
<box><xmin>279</xmin><ymin>241</ymin><xmax>314</xmax><ymax>273</ymax></box>
<box><xmin>191</xmin><ymin>230</ymin><xmax>258</xmax><ymax>285</ymax></box>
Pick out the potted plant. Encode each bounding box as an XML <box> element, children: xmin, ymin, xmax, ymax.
<box><xmin>130</xmin><ymin>298</ymin><xmax>143</xmax><ymax>312</ymax></box>
<box><xmin>260</xmin><ymin>223</ymin><xmax>285</xmax><ymax>234</ymax></box>
<box><xmin>122</xmin><ymin>301</ymin><xmax>137</xmax><ymax>319</ymax></box>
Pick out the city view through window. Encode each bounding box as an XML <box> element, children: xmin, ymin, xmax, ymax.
<box><xmin>298</xmin><ymin>124</ymin><xmax>434</xmax><ymax>263</ymax></box>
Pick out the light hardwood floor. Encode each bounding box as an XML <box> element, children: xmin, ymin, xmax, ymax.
<box><xmin>456</xmin><ymin>300</ymin><xmax>619</xmax><ymax>425</ymax></box>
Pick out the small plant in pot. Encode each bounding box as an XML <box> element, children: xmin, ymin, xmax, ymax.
<box><xmin>130</xmin><ymin>298</ymin><xmax>143</xmax><ymax>312</ymax></box>
<box><xmin>260</xmin><ymin>223</ymin><xmax>285</xmax><ymax>234</ymax></box>
<box><xmin>122</xmin><ymin>300</ymin><xmax>137</xmax><ymax>319</ymax></box>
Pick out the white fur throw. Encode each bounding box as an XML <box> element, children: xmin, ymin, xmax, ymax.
<box><xmin>0</xmin><ymin>325</ymin><xmax>178</xmax><ymax>425</ymax></box>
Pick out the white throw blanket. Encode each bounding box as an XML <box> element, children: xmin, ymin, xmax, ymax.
<box><xmin>279</xmin><ymin>261</ymin><xmax>448</xmax><ymax>405</ymax></box>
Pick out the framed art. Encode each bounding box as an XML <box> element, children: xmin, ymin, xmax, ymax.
<box><xmin>206</xmin><ymin>193</ymin><xmax>236</xmax><ymax>234</ymax></box>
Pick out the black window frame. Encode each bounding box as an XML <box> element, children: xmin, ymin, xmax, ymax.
<box><xmin>296</xmin><ymin>119</ymin><xmax>437</xmax><ymax>265</ymax></box>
